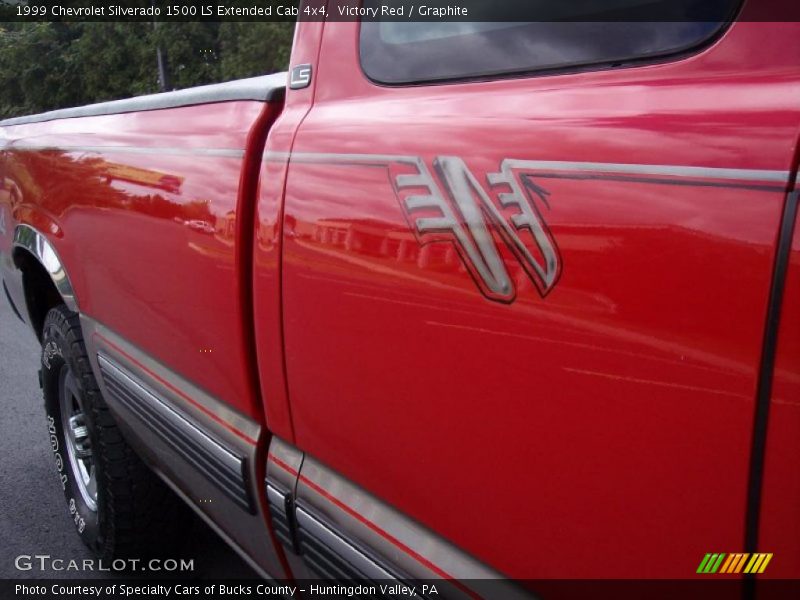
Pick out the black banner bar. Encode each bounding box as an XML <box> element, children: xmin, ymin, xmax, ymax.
<box><xmin>3</xmin><ymin>579</ymin><xmax>800</xmax><ymax>600</ymax></box>
<box><xmin>1</xmin><ymin>0</ymin><xmax>800</xmax><ymax>23</ymax></box>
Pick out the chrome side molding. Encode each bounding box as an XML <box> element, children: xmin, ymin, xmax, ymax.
<box><xmin>266</xmin><ymin>481</ymin><xmax>298</xmax><ymax>553</ymax></box>
<box><xmin>12</xmin><ymin>224</ymin><xmax>79</xmax><ymax>313</ymax></box>
<box><xmin>97</xmin><ymin>353</ymin><xmax>254</xmax><ymax>513</ymax></box>
<box><xmin>266</xmin><ymin>478</ymin><xmax>423</xmax><ymax>597</ymax></box>
<box><xmin>266</xmin><ymin>437</ymin><xmax>532</xmax><ymax>599</ymax></box>
<box><xmin>294</xmin><ymin>505</ymin><xmax>413</xmax><ymax>585</ymax></box>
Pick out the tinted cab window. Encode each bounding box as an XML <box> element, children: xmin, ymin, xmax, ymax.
<box><xmin>360</xmin><ymin>0</ymin><xmax>741</xmax><ymax>84</ymax></box>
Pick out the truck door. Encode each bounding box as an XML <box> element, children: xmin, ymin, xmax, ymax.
<box><xmin>269</xmin><ymin>8</ymin><xmax>800</xmax><ymax>578</ymax></box>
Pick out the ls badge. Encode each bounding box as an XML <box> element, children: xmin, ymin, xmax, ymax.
<box><xmin>393</xmin><ymin>156</ymin><xmax>561</xmax><ymax>303</ymax></box>
<box><xmin>289</xmin><ymin>64</ymin><xmax>312</xmax><ymax>90</ymax></box>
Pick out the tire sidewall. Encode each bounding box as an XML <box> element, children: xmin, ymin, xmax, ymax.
<box><xmin>41</xmin><ymin>315</ymin><xmax>103</xmax><ymax>549</ymax></box>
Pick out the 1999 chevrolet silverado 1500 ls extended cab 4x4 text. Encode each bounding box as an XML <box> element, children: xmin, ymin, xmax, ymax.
<box><xmin>1</xmin><ymin>3</ymin><xmax>799</xmax><ymax>590</ymax></box>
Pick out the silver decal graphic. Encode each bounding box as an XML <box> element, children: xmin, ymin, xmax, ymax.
<box><xmin>395</xmin><ymin>156</ymin><xmax>561</xmax><ymax>302</ymax></box>
<box><xmin>268</xmin><ymin>151</ymin><xmax>791</xmax><ymax>302</ymax></box>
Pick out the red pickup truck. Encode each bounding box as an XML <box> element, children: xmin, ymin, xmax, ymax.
<box><xmin>1</xmin><ymin>8</ymin><xmax>799</xmax><ymax>589</ymax></box>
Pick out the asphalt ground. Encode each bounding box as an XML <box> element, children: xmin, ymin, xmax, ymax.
<box><xmin>0</xmin><ymin>298</ymin><xmax>257</xmax><ymax>580</ymax></box>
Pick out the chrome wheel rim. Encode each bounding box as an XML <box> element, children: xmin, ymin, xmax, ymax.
<box><xmin>59</xmin><ymin>365</ymin><xmax>97</xmax><ymax>512</ymax></box>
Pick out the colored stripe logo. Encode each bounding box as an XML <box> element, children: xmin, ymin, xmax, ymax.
<box><xmin>697</xmin><ymin>553</ymin><xmax>773</xmax><ymax>574</ymax></box>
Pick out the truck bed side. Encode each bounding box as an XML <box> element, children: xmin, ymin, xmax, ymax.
<box><xmin>0</xmin><ymin>73</ymin><xmax>290</xmax><ymax>577</ymax></box>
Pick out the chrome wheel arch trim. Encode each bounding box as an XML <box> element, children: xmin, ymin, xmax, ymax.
<box><xmin>12</xmin><ymin>224</ymin><xmax>79</xmax><ymax>313</ymax></box>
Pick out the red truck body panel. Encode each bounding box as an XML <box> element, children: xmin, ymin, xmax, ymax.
<box><xmin>760</xmin><ymin>200</ymin><xmax>800</xmax><ymax>578</ymax></box>
<box><xmin>1</xmin><ymin>88</ymin><xmax>294</xmax><ymax>578</ymax></box>
<box><xmin>2</xmin><ymin>102</ymin><xmax>268</xmax><ymax>422</ymax></box>
<box><xmin>264</xmin><ymin>20</ymin><xmax>800</xmax><ymax>577</ymax></box>
<box><xmin>253</xmin><ymin>18</ymin><xmax>327</xmax><ymax>444</ymax></box>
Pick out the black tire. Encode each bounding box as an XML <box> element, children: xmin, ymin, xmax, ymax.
<box><xmin>41</xmin><ymin>304</ymin><xmax>191</xmax><ymax>560</ymax></box>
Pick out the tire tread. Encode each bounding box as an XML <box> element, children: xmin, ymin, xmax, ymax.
<box><xmin>42</xmin><ymin>305</ymin><xmax>191</xmax><ymax>561</ymax></box>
